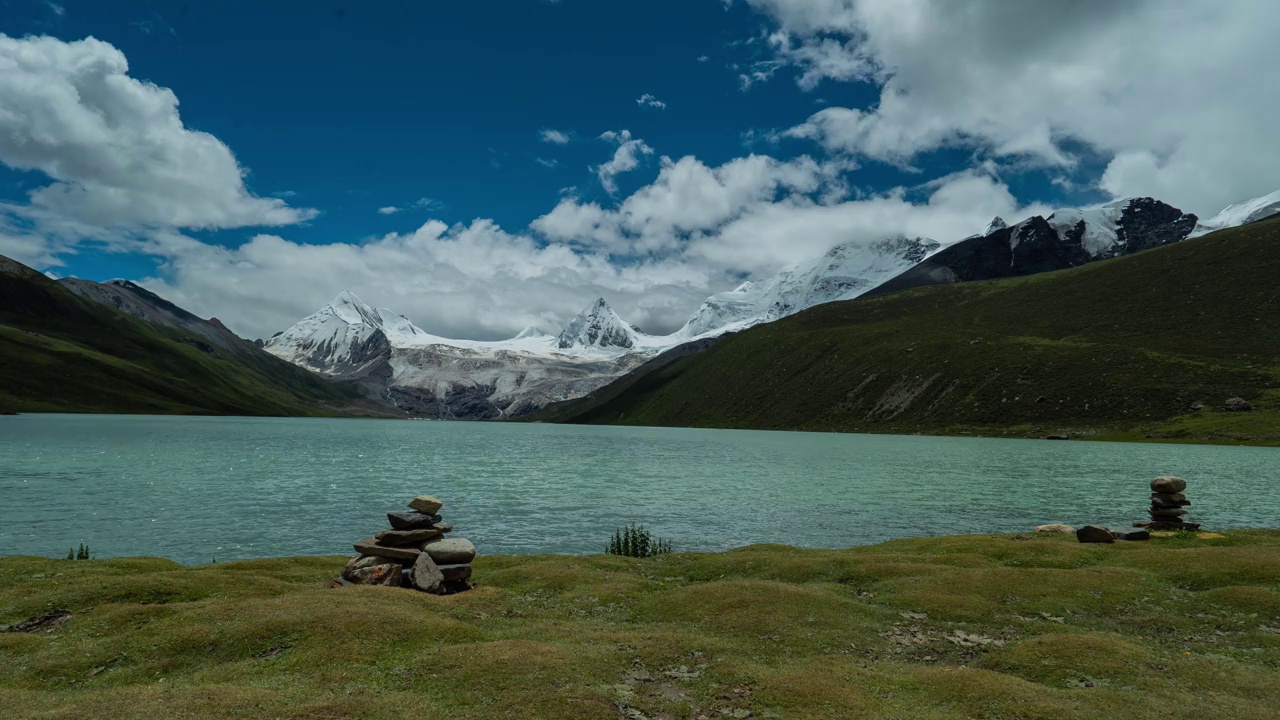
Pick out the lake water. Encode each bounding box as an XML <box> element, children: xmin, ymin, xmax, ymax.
<box><xmin>0</xmin><ymin>414</ymin><xmax>1275</xmax><ymax>564</ymax></box>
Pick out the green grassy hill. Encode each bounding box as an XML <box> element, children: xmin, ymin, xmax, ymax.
<box><xmin>541</xmin><ymin>218</ymin><xmax>1280</xmax><ymax>444</ymax></box>
<box><xmin>2</xmin><ymin>532</ymin><xmax>1278</xmax><ymax>719</ymax></box>
<box><xmin>0</xmin><ymin>255</ymin><xmax>363</xmax><ymax>416</ymax></box>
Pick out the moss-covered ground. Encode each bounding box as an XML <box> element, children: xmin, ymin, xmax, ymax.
<box><xmin>3</xmin><ymin>532</ymin><xmax>1279</xmax><ymax>719</ymax></box>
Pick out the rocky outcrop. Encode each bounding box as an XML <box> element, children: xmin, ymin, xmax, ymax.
<box><xmin>867</xmin><ymin>198</ymin><xmax>1197</xmax><ymax>298</ymax></box>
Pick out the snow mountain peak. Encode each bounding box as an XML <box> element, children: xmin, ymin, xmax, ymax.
<box><xmin>556</xmin><ymin>297</ymin><xmax>639</xmax><ymax>350</ymax></box>
<box><xmin>679</xmin><ymin>235</ymin><xmax>940</xmax><ymax>338</ymax></box>
<box><xmin>984</xmin><ymin>217</ymin><xmax>1008</xmax><ymax>236</ymax></box>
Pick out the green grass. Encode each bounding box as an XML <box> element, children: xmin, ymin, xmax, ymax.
<box><xmin>2</xmin><ymin>532</ymin><xmax>1279</xmax><ymax>718</ymax></box>
<box><xmin>540</xmin><ymin>218</ymin><xmax>1280</xmax><ymax>445</ymax></box>
<box><xmin>0</xmin><ymin>256</ymin><xmax>362</xmax><ymax>416</ymax></box>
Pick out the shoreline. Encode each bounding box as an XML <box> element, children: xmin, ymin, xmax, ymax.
<box><xmin>5</xmin><ymin>410</ymin><xmax>1280</xmax><ymax>448</ymax></box>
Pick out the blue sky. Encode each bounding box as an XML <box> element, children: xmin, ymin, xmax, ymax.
<box><xmin>1</xmin><ymin>0</ymin><xmax>1276</xmax><ymax>338</ymax></box>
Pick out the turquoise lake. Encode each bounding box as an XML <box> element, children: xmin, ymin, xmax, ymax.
<box><xmin>0</xmin><ymin>414</ymin><xmax>1275</xmax><ymax>565</ymax></box>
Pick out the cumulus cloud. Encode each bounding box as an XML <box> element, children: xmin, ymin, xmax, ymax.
<box><xmin>0</xmin><ymin>34</ymin><xmax>316</xmax><ymax>233</ymax></box>
<box><xmin>739</xmin><ymin>0</ymin><xmax>1280</xmax><ymax>214</ymax></box>
<box><xmin>539</xmin><ymin>128</ymin><xmax>571</xmax><ymax>144</ymax></box>
<box><xmin>594</xmin><ymin>130</ymin><xmax>654</xmax><ymax>194</ymax></box>
<box><xmin>140</xmin><ymin>220</ymin><xmax>719</xmax><ymax>341</ymax></box>
<box><xmin>636</xmin><ymin>93</ymin><xmax>667</xmax><ymax>110</ymax></box>
<box><xmin>142</xmin><ymin>164</ymin><xmax>1039</xmax><ymax>341</ymax></box>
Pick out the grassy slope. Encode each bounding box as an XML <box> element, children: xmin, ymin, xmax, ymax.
<box><xmin>0</xmin><ymin>258</ymin><xmax>360</xmax><ymax>416</ymax></box>
<box><xmin>544</xmin><ymin>218</ymin><xmax>1280</xmax><ymax>444</ymax></box>
<box><xmin>2</xmin><ymin>532</ymin><xmax>1279</xmax><ymax>719</ymax></box>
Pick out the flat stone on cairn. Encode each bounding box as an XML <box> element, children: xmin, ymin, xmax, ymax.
<box><xmin>1136</xmin><ymin>476</ymin><xmax>1201</xmax><ymax>531</ymax></box>
<box><xmin>338</xmin><ymin>495</ymin><xmax>476</xmax><ymax>595</ymax></box>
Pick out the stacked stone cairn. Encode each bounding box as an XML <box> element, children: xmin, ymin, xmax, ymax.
<box><xmin>1137</xmin><ymin>476</ymin><xmax>1200</xmax><ymax>531</ymax></box>
<box><xmin>334</xmin><ymin>495</ymin><xmax>477</xmax><ymax>595</ymax></box>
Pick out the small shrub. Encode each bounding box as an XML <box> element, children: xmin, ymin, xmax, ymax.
<box><xmin>66</xmin><ymin>544</ymin><xmax>91</xmax><ymax>560</ymax></box>
<box><xmin>606</xmin><ymin>524</ymin><xmax>673</xmax><ymax>558</ymax></box>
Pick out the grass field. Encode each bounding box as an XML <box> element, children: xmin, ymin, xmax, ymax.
<box><xmin>540</xmin><ymin>218</ymin><xmax>1280</xmax><ymax>446</ymax></box>
<box><xmin>3</xmin><ymin>532</ymin><xmax>1279</xmax><ymax>719</ymax></box>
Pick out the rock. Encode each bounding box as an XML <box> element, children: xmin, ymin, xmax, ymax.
<box><xmin>1224</xmin><ymin>397</ymin><xmax>1253</xmax><ymax>412</ymax></box>
<box><xmin>1150</xmin><ymin>476</ymin><xmax>1187</xmax><ymax>494</ymax></box>
<box><xmin>422</xmin><ymin>537</ymin><xmax>477</xmax><ymax>565</ymax></box>
<box><xmin>1149</xmin><ymin>508</ymin><xmax>1189</xmax><ymax>519</ymax></box>
<box><xmin>1076</xmin><ymin>525</ymin><xmax>1115</xmax><ymax>544</ymax></box>
<box><xmin>353</xmin><ymin>538</ymin><xmax>422</xmax><ymax>563</ymax></box>
<box><xmin>386</xmin><ymin>512</ymin><xmax>443</xmax><ymax>530</ymax></box>
<box><xmin>411</xmin><ymin>552</ymin><xmax>445</xmax><ymax>594</ymax></box>
<box><xmin>1045</xmin><ymin>435</ymin><xmax>1069</xmax><ymax>441</ymax></box>
<box><xmin>329</xmin><ymin>577</ymin><xmax>351</xmax><ymax>588</ymax></box>
<box><xmin>438</xmin><ymin>563</ymin><xmax>473</xmax><ymax>582</ymax></box>
<box><xmin>1190</xmin><ymin>402</ymin><xmax>1206</xmax><ymax>411</ymax></box>
<box><xmin>1035</xmin><ymin>524</ymin><xmax>1075</xmax><ymax>534</ymax></box>
<box><xmin>408</xmin><ymin>496</ymin><xmax>444</xmax><ymax>514</ymax></box>
<box><xmin>1150</xmin><ymin>493</ymin><xmax>1190</xmax><ymax>508</ymax></box>
<box><xmin>342</xmin><ymin>555</ymin><xmax>395</xmax><ymax>580</ymax></box>
<box><xmin>1147</xmin><ymin>520</ymin><xmax>1201</xmax><ymax>531</ymax></box>
<box><xmin>350</xmin><ymin>563</ymin><xmax>403</xmax><ymax>586</ymax></box>
<box><xmin>1111</xmin><ymin>528</ymin><xmax>1150</xmax><ymax>541</ymax></box>
<box><xmin>374</xmin><ymin>527</ymin><xmax>443</xmax><ymax>546</ymax></box>
<box><xmin>434</xmin><ymin>523</ymin><xmax>454</xmax><ymax>533</ymax></box>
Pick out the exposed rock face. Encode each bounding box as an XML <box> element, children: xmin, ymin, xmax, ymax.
<box><xmin>1110</xmin><ymin>528</ymin><xmax>1150</xmax><ymax>541</ymax></box>
<box><xmin>867</xmin><ymin>198</ymin><xmax>1197</xmax><ymax>298</ymax></box>
<box><xmin>1076</xmin><ymin>525</ymin><xmax>1116</xmax><ymax>544</ymax></box>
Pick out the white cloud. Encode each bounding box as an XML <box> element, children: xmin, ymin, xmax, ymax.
<box><xmin>741</xmin><ymin>0</ymin><xmax>1280</xmax><ymax>214</ymax></box>
<box><xmin>140</xmin><ymin>220</ymin><xmax>718</xmax><ymax>342</ymax></box>
<box><xmin>0</xmin><ymin>35</ymin><xmax>316</xmax><ymax>233</ymax></box>
<box><xmin>535</xmin><ymin>157</ymin><xmax>560</xmax><ymax>169</ymax></box>
<box><xmin>636</xmin><ymin>93</ymin><xmax>667</xmax><ymax>110</ymax></box>
<box><xmin>594</xmin><ymin>130</ymin><xmax>654</xmax><ymax>194</ymax></box>
<box><xmin>697</xmin><ymin>55</ymin><xmax>710</xmax><ymax>63</ymax></box>
<box><xmin>137</xmin><ymin>154</ymin><xmax>1041</xmax><ymax>341</ymax></box>
<box><xmin>378</xmin><ymin>198</ymin><xmax>440</xmax><ymax>215</ymax></box>
<box><xmin>539</xmin><ymin>129</ymin><xmax>571</xmax><ymax>145</ymax></box>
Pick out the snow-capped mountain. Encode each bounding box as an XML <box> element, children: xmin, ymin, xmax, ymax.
<box><xmin>264</xmin><ymin>188</ymin><xmax>1279</xmax><ymax>419</ymax></box>
<box><xmin>680</xmin><ymin>236</ymin><xmax>940</xmax><ymax>337</ymax></box>
<box><xmin>1047</xmin><ymin>197</ymin><xmax>1197</xmax><ymax>258</ymax></box>
<box><xmin>266</xmin><ymin>236</ymin><xmax>942</xmax><ymax>418</ymax></box>
<box><xmin>556</xmin><ymin>298</ymin><xmax>643</xmax><ymax>350</ymax></box>
<box><xmin>264</xmin><ymin>290</ymin><xmax>400</xmax><ymax>377</ymax></box>
<box><xmin>869</xmin><ymin>197</ymin><xmax>1198</xmax><ymax>297</ymax></box>
<box><xmin>1192</xmin><ymin>188</ymin><xmax>1280</xmax><ymax>237</ymax></box>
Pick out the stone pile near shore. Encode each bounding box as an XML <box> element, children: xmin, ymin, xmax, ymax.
<box><xmin>334</xmin><ymin>495</ymin><xmax>477</xmax><ymax>595</ymax></box>
<box><xmin>1137</xmin><ymin>476</ymin><xmax>1200</xmax><ymax>531</ymax></box>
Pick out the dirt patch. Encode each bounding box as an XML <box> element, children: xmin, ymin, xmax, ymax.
<box><xmin>2</xmin><ymin>609</ymin><xmax>72</xmax><ymax>633</ymax></box>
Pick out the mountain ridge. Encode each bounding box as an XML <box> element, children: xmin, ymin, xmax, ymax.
<box><xmin>536</xmin><ymin>216</ymin><xmax>1280</xmax><ymax>445</ymax></box>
